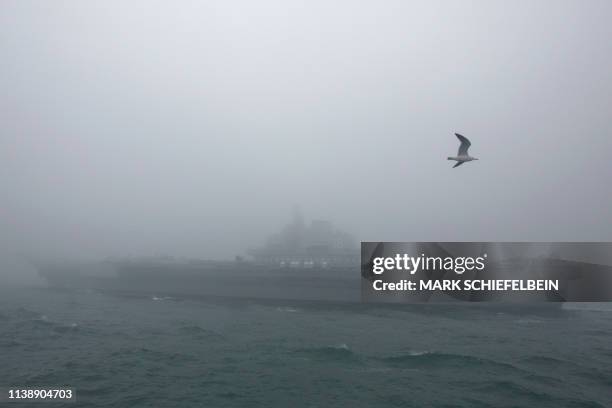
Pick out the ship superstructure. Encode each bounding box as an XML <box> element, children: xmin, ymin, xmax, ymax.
<box><xmin>249</xmin><ymin>210</ymin><xmax>359</xmax><ymax>268</ymax></box>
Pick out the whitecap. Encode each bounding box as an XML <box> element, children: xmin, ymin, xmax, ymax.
<box><xmin>333</xmin><ymin>343</ymin><xmax>350</xmax><ymax>350</ymax></box>
<box><xmin>152</xmin><ymin>296</ymin><xmax>174</xmax><ymax>301</ymax></box>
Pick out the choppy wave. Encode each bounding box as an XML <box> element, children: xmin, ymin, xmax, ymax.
<box><xmin>519</xmin><ymin>355</ymin><xmax>572</xmax><ymax>367</ymax></box>
<box><xmin>276</xmin><ymin>306</ymin><xmax>299</xmax><ymax>313</ymax></box>
<box><xmin>177</xmin><ymin>325</ymin><xmax>225</xmax><ymax>340</ymax></box>
<box><xmin>514</xmin><ymin>318</ymin><xmax>545</xmax><ymax>324</ymax></box>
<box><xmin>475</xmin><ymin>380</ymin><xmax>557</xmax><ymax>403</ymax></box>
<box><xmin>52</xmin><ymin>322</ymin><xmax>80</xmax><ymax>333</ymax></box>
<box><xmin>294</xmin><ymin>344</ymin><xmax>361</xmax><ymax>363</ymax></box>
<box><xmin>152</xmin><ymin>296</ymin><xmax>176</xmax><ymax>301</ymax></box>
<box><xmin>380</xmin><ymin>351</ymin><xmax>521</xmax><ymax>372</ymax></box>
<box><xmin>111</xmin><ymin>347</ymin><xmax>193</xmax><ymax>364</ymax></box>
<box><xmin>0</xmin><ymin>339</ymin><xmax>24</xmax><ymax>348</ymax></box>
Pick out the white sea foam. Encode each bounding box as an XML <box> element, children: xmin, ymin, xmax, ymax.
<box><xmin>152</xmin><ymin>296</ymin><xmax>174</xmax><ymax>301</ymax></box>
<box><xmin>408</xmin><ymin>350</ymin><xmax>430</xmax><ymax>356</ymax></box>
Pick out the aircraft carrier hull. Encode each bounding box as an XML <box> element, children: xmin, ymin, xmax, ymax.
<box><xmin>37</xmin><ymin>261</ymin><xmax>362</xmax><ymax>303</ymax></box>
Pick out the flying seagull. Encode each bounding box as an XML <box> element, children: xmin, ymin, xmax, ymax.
<box><xmin>448</xmin><ymin>133</ymin><xmax>478</xmax><ymax>168</ymax></box>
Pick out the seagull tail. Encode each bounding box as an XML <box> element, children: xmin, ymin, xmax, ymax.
<box><xmin>447</xmin><ymin>157</ymin><xmax>454</xmax><ymax>160</ymax></box>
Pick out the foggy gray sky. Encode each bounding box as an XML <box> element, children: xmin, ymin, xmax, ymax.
<box><xmin>2</xmin><ymin>0</ymin><xmax>612</xmax><ymax>263</ymax></box>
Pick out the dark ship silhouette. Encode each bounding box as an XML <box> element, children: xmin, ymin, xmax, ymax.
<box><xmin>37</xmin><ymin>212</ymin><xmax>361</xmax><ymax>303</ymax></box>
<box><xmin>37</xmin><ymin>210</ymin><xmax>612</xmax><ymax>305</ymax></box>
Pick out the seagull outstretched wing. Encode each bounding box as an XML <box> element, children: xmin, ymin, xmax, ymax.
<box><xmin>455</xmin><ymin>133</ymin><xmax>471</xmax><ymax>156</ymax></box>
<box><xmin>453</xmin><ymin>161</ymin><xmax>464</xmax><ymax>168</ymax></box>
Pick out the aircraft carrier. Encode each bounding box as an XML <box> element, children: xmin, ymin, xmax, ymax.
<box><xmin>37</xmin><ymin>212</ymin><xmax>612</xmax><ymax>305</ymax></box>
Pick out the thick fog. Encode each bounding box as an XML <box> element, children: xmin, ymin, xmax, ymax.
<box><xmin>2</xmin><ymin>0</ymin><xmax>612</xmax><ymax>275</ymax></box>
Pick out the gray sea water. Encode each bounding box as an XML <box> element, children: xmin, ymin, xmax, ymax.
<box><xmin>1</xmin><ymin>287</ymin><xmax>611</xmax><ymax>407</ymax></box>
